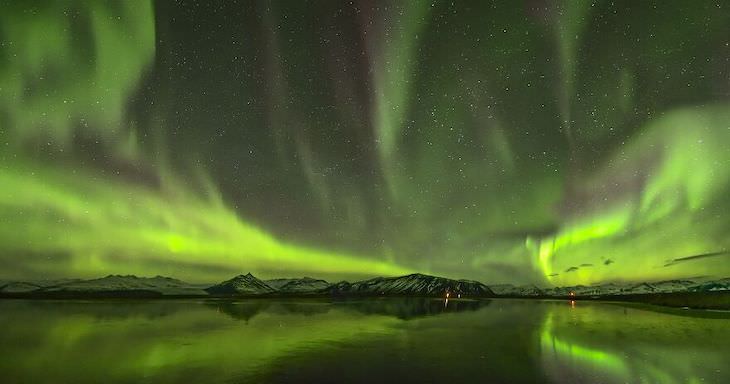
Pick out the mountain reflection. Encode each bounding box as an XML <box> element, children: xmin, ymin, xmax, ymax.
<box><xmin>0</xmin><ymin>299</ymin><xmax>728</xmax><ymax>384</ymax></box>
<box><xmin>209</xmin><ymin>298</ymin><xmax>490</xmax><ymax>321</ymax></box>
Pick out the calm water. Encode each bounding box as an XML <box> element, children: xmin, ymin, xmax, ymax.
<box><xmin>0</xmin><ymin>298</ymin><xmax>728</xmax><ymax>383</ymax></box>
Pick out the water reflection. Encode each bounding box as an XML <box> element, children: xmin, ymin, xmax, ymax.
<box><xmin>207</xmin><ymin>297</ymin><xmax>490</xmax><ymax>321</ymax></box>
<box><xmin>540</xmin><ymin>301</ymin><xmax>730</xmax><ymax>384</ymax></box>
<box><xmin>0</xmin><ymin>299</ymin><xmax>727</xmax><ymax>383</ymax></box>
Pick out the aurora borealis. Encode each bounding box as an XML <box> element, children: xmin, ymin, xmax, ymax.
<box><xmin>1</xmin><ymin>1</ymin><xmax>729</xmax><ymax>285</ymax></box>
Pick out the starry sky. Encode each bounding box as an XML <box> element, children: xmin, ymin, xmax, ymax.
<box><xmin>1</xmin><ymin>0</ymin><xmax>729</xmax><ymax>285</ymax></box>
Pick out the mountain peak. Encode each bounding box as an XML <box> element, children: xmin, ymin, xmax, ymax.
<box><xmin>207</xmin><ymin>273</ymin><xmax>275</xmax><ymax>295</ymax></box>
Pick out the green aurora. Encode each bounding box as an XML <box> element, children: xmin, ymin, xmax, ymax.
<box><xmin>1</xmin><ymin>1</ymin><xmax>729</xmax><ymax>284</ymax></box>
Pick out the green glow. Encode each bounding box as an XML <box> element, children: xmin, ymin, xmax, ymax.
<box><xmin>553</xmin><ymin>0</ymin><xmax>593</xmax><ymax>143</ymax></box>
<box><xmin>0</xmin><ymin>2</ymin><xmax>728</xmax><ymax>284</ymax></box>
<box><xmin>0</xmin><ymin>301</ymin><xmax>401</xmax><ymax>382</ymax></box>
<box><xmin>0</xmin><ymin>158</ymin><xmax>411</xmax><ymax>281</ymax></box>
<box><xmin>0</xmin><ymin>1</ymin><xmax>155</xmax><ymax>146</ymax></box>
<box><xmin>3</xmin><ymin>299</ymin><xmax>729</xmax><ymax>382</ymax></box>
<box><xmin>540</xmin><ymin>302</ymin><xmax>730</xmax><ymax>383</ymax></box>
<box><xmin>0</xmin><ymin>2</ymin><xmax>410</xmax><ymax>282</ymax></box>
<box><xmin>371</xmin><ymin>1</ymin><xmax>433</xmax><ymax>199</ymax></box>
<box><xmin>539</xmin><ymin>105</ymin><xmax>730</xmax><ymax>285</ymax></box>
<box><xmin>540</xmin><ymin>314</ymin><xmax>629</xmax><ymax>377</ymax></box>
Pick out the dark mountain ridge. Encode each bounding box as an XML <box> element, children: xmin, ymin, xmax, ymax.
<box><xmin>323</xmin><ymin>273</ymin><xmax>494</xmax><ymax>297</ymax></box>
<box><xmin>2</xmin><ymin>274</ymin><xmax>729</xmax><ymax>303</ymax></box>
<box><xmin>265</xmin><ymin>277</ymin><xmax>330</xmax><ymax>293</ymax></box>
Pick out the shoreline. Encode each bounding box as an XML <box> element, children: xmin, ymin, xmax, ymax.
<box><xmin>2</xmin><ymin>290</ymin><xmax>729</xmax><ymax>311</ymax></box>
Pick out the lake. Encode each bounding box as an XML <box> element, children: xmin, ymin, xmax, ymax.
<box><xmin>0</xmin><ymin>298</ymin><xmax>728</xmax><ymax>383</ymax></box>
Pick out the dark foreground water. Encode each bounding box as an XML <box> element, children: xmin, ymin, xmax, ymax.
<box><xmin>0</xmin><ymin>298</ymin><xmax>728</xmax><ymax>383</ymax></box>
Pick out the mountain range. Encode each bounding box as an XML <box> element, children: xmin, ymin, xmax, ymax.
<box><xmin>203</xmin><ymin>272</ymin><xmax>494</xmax><ymax>297</ymax></box>
<box><xmin>322</xmin><ymin>273</ymin><xmax>493</xmax><ymax>297</ymax></box>
<box><xmin>1</xmin><ymin>273</ymin><xmax>728</xmax><ymax>298</ymax></box>
<box><xmin>0</xmin><ymin>275</ymin><xmax>209</xmax><ymax>296</ymax></box>
<box><xmin>498</xmin><ymin>278</ymin><xmax>730</xmax><ymax>297</ymax></box>
<box><xmin>264</xmin><ymin>277</ymin><xmax>330</xmax><ymax>293</ymax></box>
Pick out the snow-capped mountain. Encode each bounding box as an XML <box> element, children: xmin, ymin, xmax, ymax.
<box><xmin>265</xmin><ymin>277</ymin><xmax>330</xmax><ymax>293</ymax></box>
<box><xmin>323</xmin><ymin>273</ymin><xmax>494</xmax><ymax>297</ymax></box>
<box><xmin>489</xmin><ymin>284</ymin><xmax>544</xmax><ymax>296</ymax></box>
<box><xmin>536</xmin><ymin>278</ymin><xmax>729</xmax><ymax>297</ymax></box>
<box><xmin>689</xmin><ymin>278</ymin><xmax>730</xmax><ymax>292</ymax></box>
<box><xmin>4</xmin><ymin>272</ymin><xmax>727</xmax><ymax>299</ymax></box>
<box><xmin>206</xmin><ymin>273</ymin><xmax>276</xmax><ymax>295</ymax></box>
<box><xmin>543</xmin><ymin>283</ymin><xmax>625</xmax><ymax>296</ymax></box>
<box><xmin>0</xmin><ymin>278</ymin><xmax>82</xmax><ymax>293</ymax></box>
<box><xmin>0</xmin><ymin>281</ymin><xmax>44</xmax><ymax>293</ymax></box>
<box><xmin>265</xmin><ymin>278</ymin><xmax>299</xmax><ymax>290</ymax></box>
<box><xmin>40</xmin><ymin>275</ymin><xmax>207</xmax><ymax>295</ymax></box>
<box><xmin>650</xmin><ymin>279</ymin><xmax>698</xmax><ymax>293</ymax></box>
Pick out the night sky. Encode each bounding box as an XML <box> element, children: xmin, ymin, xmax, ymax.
<box><xmin>1</xmin><ymin>1</ymin><xmax>729</xmax><ymax>285</ymax></box>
